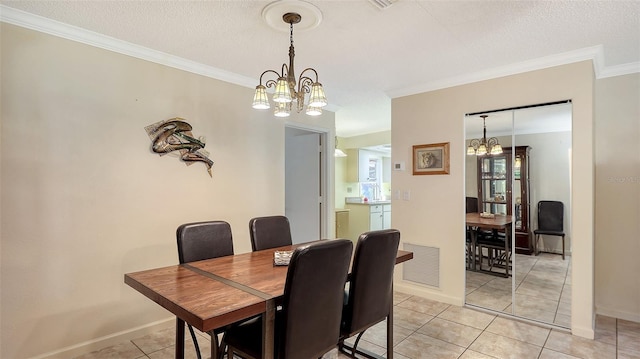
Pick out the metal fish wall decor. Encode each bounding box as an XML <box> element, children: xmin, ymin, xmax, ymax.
<box><xmin>145</xmin><ymin>118</ymin><xmax>214</xmax><ymax>177</ymax></box>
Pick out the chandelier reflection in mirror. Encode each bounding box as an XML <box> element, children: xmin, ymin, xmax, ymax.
<box><xmin>252</xmin><ymin>12</ymin><xmax>327</xmax><ymax>118</ymax></box>
<box><xmin>467</xmin><ymin>115</ymin><xmax>503</xmax><ymax>156</ymax></box>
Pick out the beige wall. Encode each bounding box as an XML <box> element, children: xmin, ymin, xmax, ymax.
<box><xmin>0</xmin><ymin>24</ymin><xmax>335</xmax><ymax>358</ymax></box>
<box><xmin>391</xmin><ymin>62</ymin><xmax>596</xmax><ymax>338</ymax></box>
<box><xmin>594</xmin><ymin>73</ymin><xmax>640</xmax><ymax>322</ymax></box>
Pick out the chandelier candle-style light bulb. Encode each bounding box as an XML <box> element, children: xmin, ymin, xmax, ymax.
<box><xmin>251</xmin><ymin>11</ymin><xmax>327</xmax><ymax>117</ymax></box>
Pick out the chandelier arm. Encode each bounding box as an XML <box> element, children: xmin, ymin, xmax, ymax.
<box><xmin>281</xmin><ymin>64</ymin><xmax>289</xmax><ymax>78</ymax></box>
<box><xmin>259</xmin><ymin>69</ymin><xmax>284</xmax><ymax>86</ymax></box>
<box><xmin>264</xmin><ymin>79</ymin><xmax>278</xmax><ymax>89</ymax></box>
<box><xmin>299</xmin><ymin>68</ymin><xmax>320</xmax><ymax>82</ymax></box>
<box><xmin>297</xmin><ymin>76</ymin><xmax>314</xmax><ymax>94</ymax></box>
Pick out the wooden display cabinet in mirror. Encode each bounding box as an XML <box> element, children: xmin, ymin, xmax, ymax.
<box><xmin>477</xmin><ymin>146</ymin><xmax>531</xmax><ymax>254</ymax></box>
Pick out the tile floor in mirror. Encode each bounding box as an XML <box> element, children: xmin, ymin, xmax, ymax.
<box><xmin>466</xmin><ymin>252</ymin><xmax>572</xmax><ymax>328</ymax></box>
<box><xmin>76</xmin><ymin>289</ymin><xmax>639</xmax><ymax>359</ymax></box>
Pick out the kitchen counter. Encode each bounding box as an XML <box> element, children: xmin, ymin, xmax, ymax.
<box><xmin>344</xmin><ymin>200</ymin><xmax>391</xmax><ymax>205</ymax></box>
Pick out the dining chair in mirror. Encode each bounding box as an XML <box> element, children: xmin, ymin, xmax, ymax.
<box><xmin>465</xmin><ymin>197</ymin><xmax>479</xmax><ymax>269</ymax></box>
<box><xmin>249</xmin><ymin>215</ymin><xmax>293</xmax><ymax>251</ymax></box>
<box><xmin>176</xmin><ymin>220</ymin><xmax>234</xmax><ymax>359</ymax></box>
<box><xmin>476</xmin><ymin>231</ymin><xmax>512</xmax><ymax>277</ymax></box>
<box><xmin>225</xmin><ymin>239</ymin><xmax>353</xmax><ymax>359</ymax></box>
<box><xmin>534</xmin><ymin>200</ymin><xmax>565</xmax><ymax>259</ymax></box>
<box><xmin>339</xmin><ymin>229</ymin><xmax>400</xmax><ymax>358</ymax></box>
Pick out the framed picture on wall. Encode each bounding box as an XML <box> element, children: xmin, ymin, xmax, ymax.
<box><xmin>412</xmin><ymin>142</ymin><xmax>450</xmax><ymax>175</ymax></box>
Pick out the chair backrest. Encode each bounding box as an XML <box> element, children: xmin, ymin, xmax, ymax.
<box><xmin>248</xmin><ymin>215</ymin><xmax>293</xmax><ymax>251</ymax></box>
<box><xmin>342</xmin><ymin>229</ymin><xmax>401</xmax><ymax>337</ymax></box>
<box><xmin>537</xmin><ymin>201</ymin><xmax>564</xmax><ymax>232</ymax></box>
<box><xmin>279</xmin><ymin>239</ymin><xmax>353</xmax><ymax>359</ymax></box>
<box><xmin>466</xmin><ymin>197</ymin><xmax>479</xmax><ymax>213</ymax></box>
<box><xmin>176</xmin><ymin>221</ymin><xmax>234</xmax><ymax>263</ymax></box>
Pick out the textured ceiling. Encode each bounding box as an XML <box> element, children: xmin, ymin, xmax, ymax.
<box><xmin>2</xmin><ymin>0</ymin><xmax>639</xmax><ymax>137</ymax></box>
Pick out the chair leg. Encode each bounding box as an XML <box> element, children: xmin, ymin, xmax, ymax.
<box><xmin>562</xmin><ymin>235</ymin><xmax>565</xmax><ymax>260</ymax></box>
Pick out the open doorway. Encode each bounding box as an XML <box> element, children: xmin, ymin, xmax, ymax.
<box><xmin>285</xmin><ymin>125</ymin><xmax>330</xmax><ymax>243</ymax></box>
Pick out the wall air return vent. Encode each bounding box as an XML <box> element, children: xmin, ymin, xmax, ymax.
<box><xmin>402</xmin><ymin>243</ymin><xmax>440</xmax><ymax>288</ymax></box>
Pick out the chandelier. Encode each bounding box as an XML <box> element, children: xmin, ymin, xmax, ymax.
<box><xmin>467</xmin><ymin>115</ymin><xmax>503</xmax><ymax>156</ymax></box>
<box><xmin>251</xmin><ymin>12</ymin><xmax>327</xmax><ymax>118</ymax></box>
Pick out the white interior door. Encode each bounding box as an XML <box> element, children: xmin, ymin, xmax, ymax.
<box><xmin>285</xmin><ymin>127</ymin><xmax>321</xmax><ymax>244</ymax></box>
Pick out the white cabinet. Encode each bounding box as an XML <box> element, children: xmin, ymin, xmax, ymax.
<box><xmin>383</xmin><ymin>204</ymin><xmax>391</xmax><ymax>229</ymax></box>
<box><xmin>369</xmin><ymin>205</ymin><xmax>384</xmax><ymax>231</ymax></box>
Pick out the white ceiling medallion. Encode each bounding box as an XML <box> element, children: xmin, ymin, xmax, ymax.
<box><xmin>262</xmin><ymin>0</ymin><xmax>322</xmax><ymax>32</ymax></box>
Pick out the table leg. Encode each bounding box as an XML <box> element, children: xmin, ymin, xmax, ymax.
<box><xmin>387</xmin><ymin>285</ymin><xmax>394</xmax><ymax>359</ymax></box>
<box><xmin>262</xmin><ymin>299</ymin><xmax>276</xmax><ymax>359</ymax></box>
<box><xmin>505</xmin><ymin>224</ymin><xmax>511</xmax><ymax>277</ymax></box>
<box><xmin>175</xmin><ymin>318</ymin><xmax>185</xmax><ymax>359</ymax></box>
<box><xmin>210</xmin><ymin>331</ymin><xmax>219</xmax><ymax>359</ymax></box>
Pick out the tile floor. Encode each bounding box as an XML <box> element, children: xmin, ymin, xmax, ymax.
<box><xmin>466</xmin><ymin>252</ymin><xmax>572</xmax><ymax>327</ymax></box>
<box><xmin>75</xmin><ymin>291</ymin><xmax>640</xmax><ymax>359</ymax></box>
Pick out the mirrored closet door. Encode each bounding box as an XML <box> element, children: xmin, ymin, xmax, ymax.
<box><xmin>464</xmin><ymin>102</ymin><xmax>572</xmax><ymax>328</ymax></box>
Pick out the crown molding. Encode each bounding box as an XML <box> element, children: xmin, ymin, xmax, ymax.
<box><xmin>3</xmin><ymin>5</ymin><xmax>639</xmax><ymax>99</ymax></box>
<box><xmin>599</xmin><ymin>62</ymin><xmax>640</xmax><ymax>79</ymax></box>
<box><xmin>0</xmin><ymin>5</ymin><xmax>257</xmax><ymax>89</ymax></box>
<box><xmin>385</xmin><ymin>45</ymin><xmax>636</xmax><ymax>98</ymax></box>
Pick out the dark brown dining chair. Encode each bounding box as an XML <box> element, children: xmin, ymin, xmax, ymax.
<box><xmin>248</xmin><ymin>215</ymin><xmax>293</xmax><ymax>251</ymax></box>
<box><xmin>534</xmin><ymin>200</ymin><xmax>565</xmax><ymax>259</ymax></box>
<box><xmin>339</xmin><ymin>229</ymin><xmax>400</xmax><ymax>358</ymax></box>
<box><xmin>176</xmin><ymin>221</ymin><xmax>234</xmax><ymax>359</ymax></box>
<box><xmin>225</xmin><ymin>239</ymin><xmax>353</xmax><ymax>359</ymax></box>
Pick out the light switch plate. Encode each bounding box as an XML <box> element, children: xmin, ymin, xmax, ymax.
<box><xmin>403</xmin><ymin>190</ymin><xmax>411</xmax><ymax>201</ymax></box>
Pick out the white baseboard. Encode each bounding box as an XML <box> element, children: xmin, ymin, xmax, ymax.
<box><xmin>395</xmin><ymin>281</ymin><xmax>464</xmax><ymax>306</ymax></box>
<box><xmin>596</xmin><ymin>306</ymin><xmax>640</xmax><ymax>323</ymax></box>
<box><xmin>571</xmin><ymin>324</ymin><xmax>595</xmax><ymax>339</ymax></box>
<box><xmin>30</xmin><ymin>317</ymin><xmax>175</xmax><ymax>359</ymax></box>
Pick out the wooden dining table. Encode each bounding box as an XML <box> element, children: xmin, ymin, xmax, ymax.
<box><xmin>125</xmin><ymin>241</ymin><xmax>414</xmax><ymax>359</ymax></box>
<box><xmin>465</xmin><ymin>213</ymin><xmax>513</xmax><ymax>276</ymax></box>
